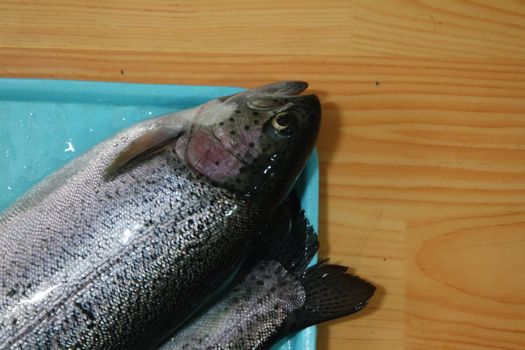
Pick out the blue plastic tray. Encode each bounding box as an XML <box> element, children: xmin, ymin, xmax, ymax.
<box><xmin>0</xmin><ymin>78</ymin><xmax>318</xmax><ymax>349</ymax></box>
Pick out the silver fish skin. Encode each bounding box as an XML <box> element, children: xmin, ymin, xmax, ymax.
<box><xmin>161</xmin><ymin>206</ymin><xmax>376</xmax><ymax>350</ymax></box>
<box><xmin>0</xmin><ymin>81</ymin><xmax>321</xmax><ymax>349</ymax></box>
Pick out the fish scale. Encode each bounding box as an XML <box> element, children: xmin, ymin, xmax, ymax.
<box><xmin>170</xmin><ymin>261</ymin><xmax>305</xmax><ymax>350</ymax></box>
<box><xmin>0</xmin><ymin>144</ymin><xmax>259</xmax><ymax>349</ymax></box>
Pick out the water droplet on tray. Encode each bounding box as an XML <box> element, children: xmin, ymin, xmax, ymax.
<box><xmin>64</xmin><ymin>141</ymin><xmax>75</xmax><ymax>153</ymax></box>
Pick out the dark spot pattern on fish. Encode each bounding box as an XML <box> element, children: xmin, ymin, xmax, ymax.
<box><xmin>0</xmin><ymin>153</ymin><xmax>259</xmax><ymax>350</ymax></box>
<box><xmin>163</xmin><ymin>261</ymin><xmax>303</xmax><ymax>350</ymax></box>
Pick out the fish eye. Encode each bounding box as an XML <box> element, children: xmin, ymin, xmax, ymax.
<box><xmin>271</xmin><ymin>113</ymin><xmax>292</xmax><ymax>132</ymax></box>
<box><xmin>264</xmin><ymin>112</ymin><xmax>296</xmax><ymax>138</ymax></box>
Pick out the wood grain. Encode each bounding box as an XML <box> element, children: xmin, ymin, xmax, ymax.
<box><xmin>1</xmin><ymin>0</ymin><xmax>525</xmax><ymax>57</ymax></box>
<box><xmin>1</xmin><ymin>1</ymin><xmax>525</xmax><ymax>349</ymax></box>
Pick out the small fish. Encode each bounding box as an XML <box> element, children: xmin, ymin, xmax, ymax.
<box><xmin>161</xmin><ymin>197</ymin><xmax>376</xmax><ymax>350</ymax></box>
<box><xmin>0</xmin><ymin>81</ymin><xmax>321</xmax><ymax>349</ymax></box>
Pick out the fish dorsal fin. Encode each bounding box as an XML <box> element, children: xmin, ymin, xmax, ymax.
<box><xmin>104</xmin><ymin>126</ymin><xmax>184</xmax><ymax>180</ymax></box>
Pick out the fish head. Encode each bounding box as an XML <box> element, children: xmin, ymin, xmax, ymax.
<box><xmin>182</xmin><ymin>80</ymin><xmax>321</xmax><ymax>212</ymax></box>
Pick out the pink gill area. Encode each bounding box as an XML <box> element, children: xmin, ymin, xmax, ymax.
<box><xmin>184</xmin><ymin>129</ymin><xmax>242</xmax><ymax>182</ymax></box>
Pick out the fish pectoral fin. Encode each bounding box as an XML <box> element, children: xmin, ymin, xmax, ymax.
<box><xmin>104</xmin><ymin>126</ymin><xmax>184</xmax><ymax>180</ymax></box>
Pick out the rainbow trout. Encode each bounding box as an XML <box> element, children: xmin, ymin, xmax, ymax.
<box><xmin>0</xmin><ymin>81</ymin><xmax>321</xmax><ymax>349</ymax></box>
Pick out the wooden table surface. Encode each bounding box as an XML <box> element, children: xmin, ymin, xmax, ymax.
<box><xmin>1</xmin><ymin>1</ymin><xmax>524</xmax><ymax>349</ymax></box>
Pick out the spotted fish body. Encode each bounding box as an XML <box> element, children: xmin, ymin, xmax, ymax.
<box><xmin>0</xmin><ymin>81</ymin><xmax>321</xmax><ymax>349</ymax></box>
<box><xmin>161</xmin><ymin>198</ymin><xmax>376</xmax><ymax>350</ymax></box>
<box><xmin>165</xmin><ymin>261</ymin><xmax>305</xmax><ymax>350</ymax></box>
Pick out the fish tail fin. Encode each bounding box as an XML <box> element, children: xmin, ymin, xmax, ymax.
<box><xmin>288</xmin><ymin>261</ymin><xmax>376</xmax><ymax>332</ymax></box>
